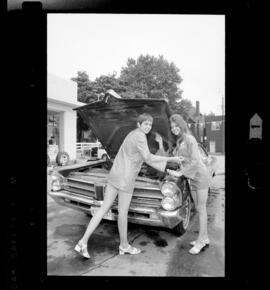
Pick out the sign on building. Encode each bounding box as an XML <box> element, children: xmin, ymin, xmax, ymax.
<box><xmin>249</xmin><ymin>113</ymin><xmax>262</xmax><ymax>139</ymax></box>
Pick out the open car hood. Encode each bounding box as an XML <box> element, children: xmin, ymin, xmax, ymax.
<box><xmin>74</xmin><ymin>90</ymin><xmax>175</xmax><ymax>159</ymax></box>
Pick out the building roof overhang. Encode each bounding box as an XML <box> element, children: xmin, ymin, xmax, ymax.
<box><xmin>47</xmin><ymin>97</ymin><xmax>86</xmax><ymax>108</ymax></box>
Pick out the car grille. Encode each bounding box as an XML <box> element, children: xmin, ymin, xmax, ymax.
<box><xmin>63</xmin><ymin>173</ymin><xmax>163</xmax><ymax>208</ymax></box>
<box><xmin>113</xmin><ymin>191</ymin><xmax>163</xmax><ymax>210</ymax></box>
<box><xmin>63</xmin><ymin>177</ymin><xmax>96</xmax><ymax>198</ymax></box>
<box><xmin>129</xmin><ymin>187</ymin><xmax>163</xmax><ymax>209</ymax></box>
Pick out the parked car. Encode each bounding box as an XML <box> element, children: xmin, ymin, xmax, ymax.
<box><xmin>48</xmin><ymin>90</ymin><xmax>217</xmax><ymax>236</ymax></box>
<box><xmin>97</xmin><ymin>145</ymin><xmax>109</xmax><ymax>160</ymax></box>
<box><xmin>78</xmin><ymin>142</ymin><xmax>109</xmax><ymax>160</ymax></box>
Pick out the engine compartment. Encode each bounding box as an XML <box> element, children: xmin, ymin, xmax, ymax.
<box><xmin>78</xmin><ymin>133</ymin><xmax>179</xmax><ymax>181</ymax></box>
<box><xmin>81</xmin><ymin>158</ymin><xmax>179</xmax><ymax>182</ymax></box>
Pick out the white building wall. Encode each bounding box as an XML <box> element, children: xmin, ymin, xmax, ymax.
<box><xmin>62</xmin><ymin>110</ymin><xmax>77</xmax><ymax>160</ymax></box>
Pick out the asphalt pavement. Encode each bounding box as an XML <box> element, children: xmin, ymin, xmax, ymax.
<box><xmin>47</xmin><ymin>155</ymin><xmax>225</xmax><ymax>276</ymax></box>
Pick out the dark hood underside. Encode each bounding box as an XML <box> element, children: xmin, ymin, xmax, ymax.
<box><xmin>74</xmin><ymin>94</ymin><xmax>175</xmax><ymax>158</ymax></box>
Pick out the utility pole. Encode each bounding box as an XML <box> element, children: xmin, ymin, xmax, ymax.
<box><xmin>203</xmin><ymin>113</ymin><xmax>207</xmax><ymax>149</ymax></box>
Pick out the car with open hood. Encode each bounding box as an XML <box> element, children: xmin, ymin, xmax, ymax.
<box><xmin>48</xmin><ymin>89</ymin><xmax>218</xmax><ymax>235</ymax></box>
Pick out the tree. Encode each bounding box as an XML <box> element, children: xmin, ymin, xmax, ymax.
<box><xmin>72</xmin><ymin>54</ymin><xmax>194</xmax><ymax>119</ymax></box>
<box><xmin>119</xmin><ymin>54</ymin><xmax>183</xmax><ymax>105</ymax></box>
<box><xmin>172</xmin><ymin>98</ymin><xmax>195</xmax><ymax>121</ymax></box>
<box><xmin>71</xmin><ymin>71</ymin><xmax>96</xmax><ymax>103</ymax></box>
<box><xmin>72</xmin><ymin>71</ymin><xmax>128</xmax><ymax>103</ymax></box>
<box><xmin>90</xmin><ymin>72</ymin><xmax>126</xmax><ymax>99</ymax></box>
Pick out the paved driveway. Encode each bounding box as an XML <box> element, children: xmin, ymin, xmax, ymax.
<box><xmin>47</xmin><ymin>180</ymin><xmax>224</xmax><ymax>276</ymax></box>
<box><xmin>47</xmin><ymin>154</ymin><xmax>225</xmax><ymax>276</ymax></box>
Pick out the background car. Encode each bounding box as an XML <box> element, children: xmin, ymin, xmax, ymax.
<box><xmin>97</xmin><ymin>145</ymin><xmax>109</xmax><ymax>160</ymax></box>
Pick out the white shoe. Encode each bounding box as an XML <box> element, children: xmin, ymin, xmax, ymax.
<box><xmin>74</xmin><ymin>241</ymin><xmax>90</xmax><ymax>259</ymax></box>
<box><xmin>119</xmin><ymin>244</ymin><xmax>141</xmax><ymax>255</ymax></box>
<box><xmin>189</xmin><ymin>241</ymin><xmax>209</xmax><ymax>255</ymax></box>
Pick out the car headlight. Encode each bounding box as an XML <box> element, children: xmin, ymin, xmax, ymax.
<box><xmin>161</xmin><ymin>195</ymin><xmax>180</xmax><ymax>211</ymax></box>
<box><xmin>160</xmin><ymin>181</ymin><xmax>179</xmax><ymax>197</ymax></box>
<box><xmin>51</xmin><ymin>174</ymin><xmax>63</xmax><ymax>192</ymax></box>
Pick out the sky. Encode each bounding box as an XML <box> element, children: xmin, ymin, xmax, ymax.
<box><xmin>48</xmin><ymin>14</ymin><xmax>225</xmax><ymax>115</ymax></box>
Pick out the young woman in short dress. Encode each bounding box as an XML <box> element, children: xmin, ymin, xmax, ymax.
<box><xmin>156</xmin><ymin>114</ymin><xmax>211</xmax><ymax>254</ymax></box>
<box><xmin>75</xmin><ymin>113</ymin><xmax>182</xmax><ymax>258</ymax></box>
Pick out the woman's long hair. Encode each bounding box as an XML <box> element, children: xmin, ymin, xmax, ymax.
<box><xmin>170</xmin><ymin>114</ymin><xmax>193</xmax><ymax>147</ymax></box>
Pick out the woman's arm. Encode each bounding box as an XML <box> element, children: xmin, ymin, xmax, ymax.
<box><xmin>136</xmin><ymin>132</ymin><xmax>181</xmax><ymax>170</ymax></box>
<box><xmin>167</xmin><ymin>135</ymin><xmax>200</xmax><ymax>179</ymax></box>
<box><xmin>154</xmin><ymin>132</ymin><xmax>169</xmax><ymax>157</ymax></box>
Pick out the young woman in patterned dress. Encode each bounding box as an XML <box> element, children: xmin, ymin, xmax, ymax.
<box><xmin>157</xmin><ymin>114</ymin><xmax>211</xmax><ymax>254</ymax></box>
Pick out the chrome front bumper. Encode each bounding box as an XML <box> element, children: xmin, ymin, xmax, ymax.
<box><xmin>49</xmin><ymin>190</ymin><xmax>184</xmax><ymax>229</ymax></box>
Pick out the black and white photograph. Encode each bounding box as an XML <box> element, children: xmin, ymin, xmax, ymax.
<box><xmin>5</xmin><ymin>0</ymin><xmax>270</xmax><ymax>287</ymax></box>
<box><xmin>47</xmin><ymin>14</ymin><xmax>225</xmax><ymax>276</ymax></box>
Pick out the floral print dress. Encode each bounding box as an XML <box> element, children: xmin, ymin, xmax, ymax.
<box><xmin>173</xmin><ymin>134</ymin><xmax>211</xmax><ymax>191</ymax></box>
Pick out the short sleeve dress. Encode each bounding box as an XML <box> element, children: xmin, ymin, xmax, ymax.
<box><xmin>174</xmin><ymin>134</ymin><xmax>211</xmax><ymax>191</ymax></box>
<box><xmin>107</xmin><ymin>128</ymin><xmax>168</xmax><ymax>194</ymax></box>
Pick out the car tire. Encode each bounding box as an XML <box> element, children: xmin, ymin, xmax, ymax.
<box><xmin>173</xmin><ymin>195</ymin><xmax>192</xmax><ymax>236</ymax></box>
<box><xmin>56</xmin><ymin>151</ymin><xmax>70</xmax><ymax>166</ymax></box>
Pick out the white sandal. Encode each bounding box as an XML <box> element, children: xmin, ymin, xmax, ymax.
<box><xmin>74</xmin><ymin>241</ymin><xmax>90</xmax><ymax>259</ymax></box>
<box><xmin>189</xmin><ymin>241</ymin><xmax>208</xmax><ymax>255</ymax></box>
<box><xmin>119</xmin><ymin>244</ymin><xmax>141</xmax><ymax>255</ymax></box>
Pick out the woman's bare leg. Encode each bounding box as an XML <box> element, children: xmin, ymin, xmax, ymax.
<box><xmin>196</xmin><ymin>188</ymin><xmax>209</xmax><ymax>242</ymax></box>
<box><xmin>117</xmin><ymin>191</ymin><xmax>133</xmax><ymax>249</ymax></box>
<box><xmin>80</xmin><ymin>184</ymin><xmax>118</xmax><ymax>244</ymax></box>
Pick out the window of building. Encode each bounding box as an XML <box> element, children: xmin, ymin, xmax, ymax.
<box><xmin>211</xmin><ymin>121</ymin><xmax>222</xmax><ymax>131</ymax></box>
<box><xmin>47</xmin><ymin>111</ymin><xmax>60</xmax><ymax>145</ymax></box>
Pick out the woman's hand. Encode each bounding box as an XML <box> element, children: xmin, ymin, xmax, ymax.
<box><xmin>155</xmin><ymin>132</ymin><xmax>163</xmax><ymax>145</ymax></box>
<box><xmin>170</xmin><ymin>156</ymin><xmax>185</xmax><ymax>163</ymax></box>
<box><xmin>167</xmin><ymin>169</ymin><xmax>182</xmax><ymax>177</ymax></box>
